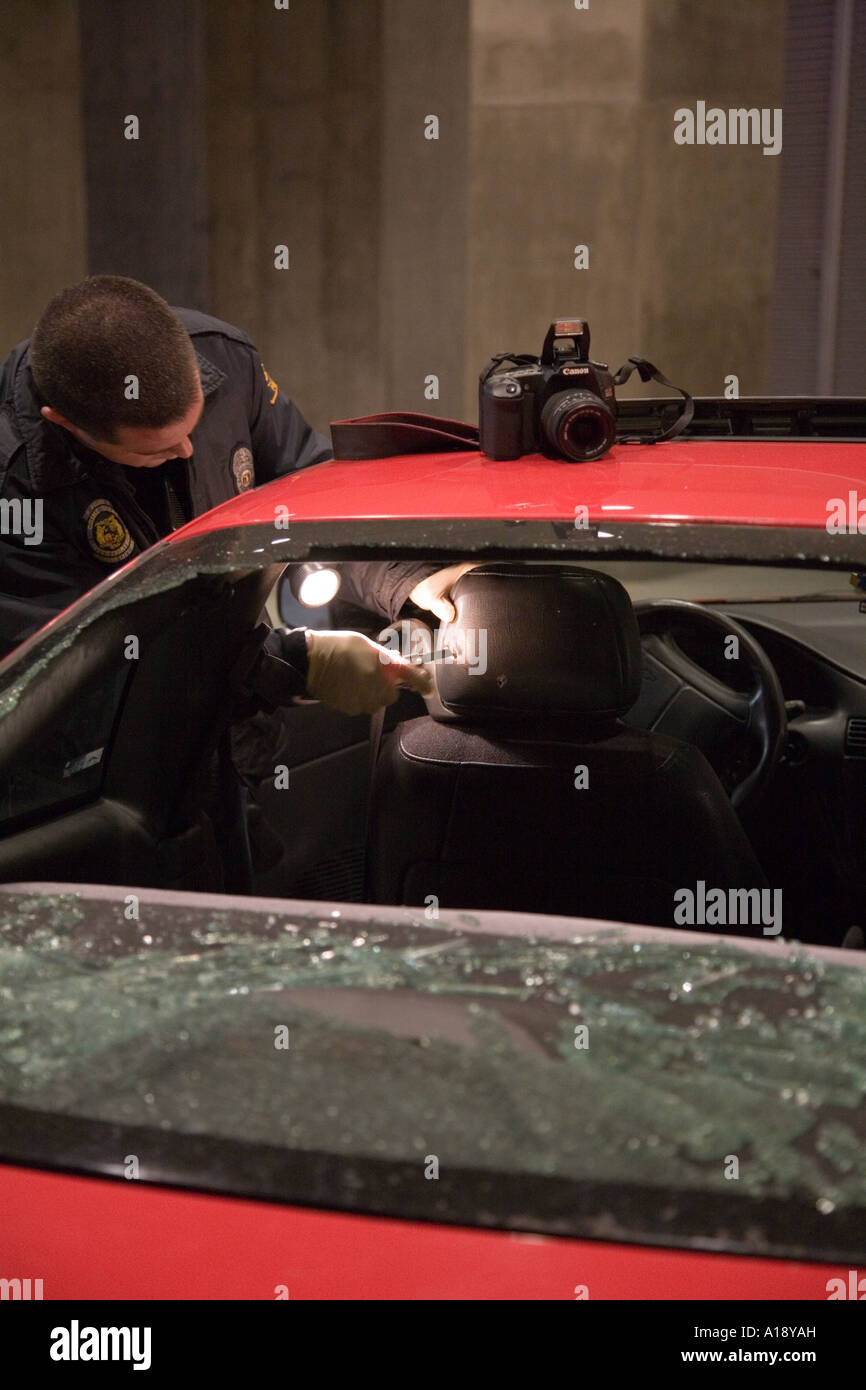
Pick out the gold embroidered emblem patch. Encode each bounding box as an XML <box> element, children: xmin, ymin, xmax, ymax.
<box><xmin>84</xmin><ymin>498</ymin><xmax>135</xmax><ymax>564</ymax></box>
<box><xmin>261</xmin><ymin>362</ymin><xmax>279</xmax><ymax>405</ymax></box>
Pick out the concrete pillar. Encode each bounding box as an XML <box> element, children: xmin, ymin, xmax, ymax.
<box><xmin>79</xmin><ymin>0</ymin><xmax>208</xmax><ymax>309</ymax></box>
<box><xmin>0</xmin><ymin>0</ymin><xmax>87</xmax><ymax>348</ymax></box>
<box><xmin>206</xmin><ymin>0</ymin><xmax>470</xmax><ymax>436</ymax></box>
<box><xmin>205</xmin><ymin>0</ymin><xmax>386</xmax><ymax>434</ymax></box>
<box><xmin>380</xmin><ymin>0</ymin><xmax>470</xmax><ymax>420</ymax></box>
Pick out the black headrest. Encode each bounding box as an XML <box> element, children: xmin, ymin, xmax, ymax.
<box><xmin>434</xmin><ymin>564</ymin><xmax>642</xmax><ymax>720</ymax></box>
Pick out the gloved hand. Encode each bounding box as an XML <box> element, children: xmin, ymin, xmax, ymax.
<box><xmin>305</xmin><ymin>629</ymin><xmax>432</xmax><ymax>715</ymax></box>
<box><xmin>408</xmin><ymin>563</ymin><xmax>476</xmax><ymax>623</ymax></box>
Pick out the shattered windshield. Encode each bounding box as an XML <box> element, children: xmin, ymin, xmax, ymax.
<box><xmin>1</xmin><ymin>888</ymin><xmax>864</xmax><ymax>1255</ymax></box>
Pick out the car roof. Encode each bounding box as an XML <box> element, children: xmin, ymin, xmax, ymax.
<box><xmin>171</xmin><ymin>438</ymin><xmax>866</xmax><ymax>539</ymax></box>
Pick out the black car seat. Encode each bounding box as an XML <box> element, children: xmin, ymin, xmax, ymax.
<box><xmin>367</xmin><ymin>564</ymin><xmax>768</xmax><ymax>929</ymax></box>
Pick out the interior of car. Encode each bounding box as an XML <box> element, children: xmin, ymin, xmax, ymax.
<box><xmin>251</xmin><ymin>557</ymin><xmax>866</xmax><ymax>950</ymax></box>
<box><xmin>0</xmin><ymin>553</ymin><xmax>863</xmax><ymax>951</ymax></box>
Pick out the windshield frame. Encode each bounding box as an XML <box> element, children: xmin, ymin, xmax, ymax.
<box><xmin>3</xmin><ymin>517</ymin><xmax>866</xmax><ymax>695</ymax></box>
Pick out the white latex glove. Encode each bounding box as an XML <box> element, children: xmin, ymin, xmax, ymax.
<box><xmin>305</xmin><ymin>629</ymin><xmax>432</xmax><ymax>716</ymax></box>
<box><xmin>408</xmin><ymin>563</ymin><xmax>477</xmax><ymax>623</ymax></box>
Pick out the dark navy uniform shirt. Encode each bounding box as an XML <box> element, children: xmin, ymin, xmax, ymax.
<box><xmin>0</xmin><ymin>306</ymin><xmax>436</xmax><ymax>665</ymax></box>
<box><xmin>0</xmin><ymin>308</ymin><xmax>336</xmax><ymax>659</ymax></box>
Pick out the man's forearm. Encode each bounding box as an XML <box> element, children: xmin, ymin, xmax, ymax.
<box><xmin>337</xmin><ymin>561</ymin><xmax>441</xmax><ymax>623</ymax></box>
<box><xmin>233</xmin><ymin>626</ymin><xmax>310</xmax><ymax>716</ymax></box>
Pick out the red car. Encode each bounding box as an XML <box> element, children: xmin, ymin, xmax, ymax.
<box><xmin>1</xmin><ymin>394</ymin><xmax>865</xmax><ymax>1302</ymax></box>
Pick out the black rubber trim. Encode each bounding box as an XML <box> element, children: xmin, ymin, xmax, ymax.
<box><xmin>0</xmin><ymin>1102</ymin><xmax>863</xmax><ymax>1266</ymax></box>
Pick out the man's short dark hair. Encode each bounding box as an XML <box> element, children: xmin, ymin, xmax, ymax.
<box><xmin>29</xmin><ymin>275</ymin><xmax>201</xmax><ymax>441</ymax></box>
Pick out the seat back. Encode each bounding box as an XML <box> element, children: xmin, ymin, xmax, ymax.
<box><xmin>368</xmin><ymin>565</ymin><xmax>767</xmax><ymax>928</ymax></box>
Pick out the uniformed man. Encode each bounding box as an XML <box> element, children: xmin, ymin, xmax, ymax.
<box><xmin>0</xmin><ymin>275</ymin><xmax>468</xmax><ymax>695</ymax></box>
<box><xmin>0</xmin><ymin>275</ymin><xmax>471</xmax><ymax>888</ymax></box>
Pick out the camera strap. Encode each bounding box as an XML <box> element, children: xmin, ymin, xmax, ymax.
<box><xmin>480</xmin><ymin>352</ymin><xmax>540</xmax><ymax>383</ymax></box>
<box><xmin>480</xmin><ymin>350</ymin><xmax>694</xmax><ymax>445</ymax></box>
<box><xmin>612</xmin><ymin>357</ymin><xmax>694</xmax><ymax>443</ymax></box>
<box><xmin>330</xmin><ymin>357</ymin><xmax>693</xmax><ymax>459</ymax></box>
<box><xmin>330</xmin><ymin>411</ymin><xmax>479</xmax><ymax>459</ymax></box>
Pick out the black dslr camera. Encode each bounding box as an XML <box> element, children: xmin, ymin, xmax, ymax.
<box><xmin>479</xmin><ymin>318</ymin><xmax>618</xmax><ymax>462</ymax></box>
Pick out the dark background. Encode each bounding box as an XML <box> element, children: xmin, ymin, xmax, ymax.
<box><xmin>0</xmin><ymin>0</ymin><xmax>862</xmax><ymax>436</ymax></box>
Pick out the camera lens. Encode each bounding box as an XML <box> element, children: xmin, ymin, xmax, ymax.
<box><xmin>540</xmin><ymin>389</ymin><xmax>617</xmax><ymax>462</ymax></box>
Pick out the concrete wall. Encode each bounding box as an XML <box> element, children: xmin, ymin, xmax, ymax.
<box><xmin>466</xmin><ymin>0</ymin><xmax>785</xmax><ymax>418</ymax></box>
<box><xmin>205</xmin><ymin>0</ymin><xmax>469</xmax><ymax>431</ymax></box>
<box><xmin>0</xmin><ymin>0</ymin><xmax>787</xmax><ymax>434</ymax></box>
<box><xmin>205</xmin><ymin>0</ymin><xmax>342</xmax><ymax>427</ymax></box>
<box><xmin>637</xmin><ymin>0</ymin><xmax>786</xmax><ymax>399</ymax></box>
<box><xmin>79</xmin><ymin>0</ymin><xmax>208</xmax><ymax>309</ymax></box>
<box><xmin>0</xmin><ymin>0</ymin><xmax>87</xmax><ymax>347</ymax></box>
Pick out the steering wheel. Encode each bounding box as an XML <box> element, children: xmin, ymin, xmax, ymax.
<box><xmin>630</xmin><ymin>600</ymin><xmax>787</xmax><ymax>810</ymax></box>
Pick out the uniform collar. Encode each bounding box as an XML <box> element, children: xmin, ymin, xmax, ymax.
<box><xmin>15</xmin><ymin>347</ymin><xmax>226</xmax><ymax>493</ymax></box>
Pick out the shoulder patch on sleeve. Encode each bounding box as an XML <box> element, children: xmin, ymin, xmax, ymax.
<box><xmin>261</xmin><ymin>362</ymin><xmax>279</xmax><ymax>405</ymax></box>
<box><xmin>84</xmin><ymin>498</ymin><xmax>135</xmax><ymax>563</ymax></box>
